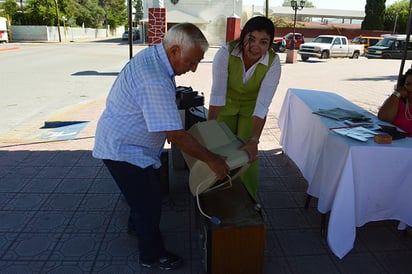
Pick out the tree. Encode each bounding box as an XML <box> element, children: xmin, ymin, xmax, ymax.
<box><xmin>23</xmin><ymin>0</ymin><xmax>57</xmax><ymax>26</ymax></box>
<box><xmin>59</xmin><ymin>0</ymin><xmax>82</xmax><ymax>27</ymax></box>
<box><xmin>9</xmin><ymin>0</ymin><xmax>127</xmax><ymax>28</ymax></box>
<box><xmin>361</xmin><ymin>0</ymin><xmax>386</xmax><ymax>30</ymax></box>
<box><xmin>0</xmin><ymin>0</ymin><xmax>20</xmax><ymax>19</ymax></box>
<box><xmin>75</xmin><ymin>0</ymin><xmax>105</xmax><ymax>28</ymax></box>
<box><xmin>99</xmin><ymin>0</ymin><xmax>127</xmax><ymax>29</ymax></box>
<box><xmin>134</xmin><ymin>0</ymin><xmax>143</xmax><ymax>23</ymax></box>
<box><xmin>384</xmin><ymin>0</ymin><xmax>410</xmax><ymax>33</ymax></box>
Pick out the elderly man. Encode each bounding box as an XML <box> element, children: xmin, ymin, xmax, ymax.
<box><xmin>93</xmin><ymin>23</ymin><xmax>229</xmax><ymax>271</ymax></box>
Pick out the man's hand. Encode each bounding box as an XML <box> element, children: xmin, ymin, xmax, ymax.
<box><xmin>206</xmin><ymin>153</ymin><xmax>230</xmax><ymax>180</ymax></box>
<box><xmin>166</xmin><ymin>129</ymin><xmax>230</xmax><ymax>179</ymax></box>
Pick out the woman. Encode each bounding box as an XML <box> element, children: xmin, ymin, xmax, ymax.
<box><xmin>378</xmin><ymin>68</ymin><xmax>412</xmax><ymax>136</ymax></box>
<box><xmin>208</xmin><ymin>16</ymin><xmax>282</xmax><ymax>199</ymax></box>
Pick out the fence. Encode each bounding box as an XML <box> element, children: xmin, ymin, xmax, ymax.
<box><xmin>9</xmin><ymin>25</ymin><xmax>124</xmax><ymax>42</ymax></box>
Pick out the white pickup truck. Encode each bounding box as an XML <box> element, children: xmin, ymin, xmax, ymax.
<box><xmin>299</xmin><ymin>35</ymin><xmax>364</xmax><ymax>61</ymax></box>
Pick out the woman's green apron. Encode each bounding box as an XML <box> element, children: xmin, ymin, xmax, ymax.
<box><xmin>216</xmin><ymin>41</ymin><xmax>275</xmax><ymax>199</ymax></box>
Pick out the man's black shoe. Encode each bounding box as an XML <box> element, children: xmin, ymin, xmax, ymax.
<box><xmin>140</xmin><ymin>252</ymin><xmax>183</xmax><ymax>270</ymax></box>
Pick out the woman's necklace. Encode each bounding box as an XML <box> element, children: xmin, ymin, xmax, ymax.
<box><xmin>405</xmin><ymin>98</ymin><xmax>412</xmax><ymax>121</ymax></box>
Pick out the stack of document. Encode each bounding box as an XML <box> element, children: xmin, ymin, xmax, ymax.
<box><xmin>331</xmin><ymin>126</ymin><xmax>377</xmax><ymax>142</ymax></box>
<box><xmin>313</xmin><ymin>107</ymin><xmax>366</xmax><ymax>120</ymax></box>
<box><xmin>344</xmin><ymin>118</ymin><xmax>374</xmax><ymax>128</ymax></box>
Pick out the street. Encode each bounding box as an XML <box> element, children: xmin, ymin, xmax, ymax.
<box><xmin>0</xmin><ymin>39</ymin><xmax>133</xmax><ymax>137</ymax></box>
<box><xmin>1</xmin><ymin>38</ymin><xmax>405</xmax><ymax>141</ymax></box>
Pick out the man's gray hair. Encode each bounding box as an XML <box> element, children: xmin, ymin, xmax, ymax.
<box><xmin>163</xmin><ymin>23</ymin><xmax>209</xmax><ymax>53</ymax></box>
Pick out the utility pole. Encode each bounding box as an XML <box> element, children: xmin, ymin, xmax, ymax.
<box><xmin>398</xmin><ymin>0</ymin><xmax>412</xmax><ymax>86</ymax></box>
<box><xmin>54</xmin><ymin>0</ymin><xmax>61</xmax><ymax>42</ymax></box>
<box><xmin>127</xmin><ymin>0</ymin><xmax>133</xmax><ymax>59</ymax></box>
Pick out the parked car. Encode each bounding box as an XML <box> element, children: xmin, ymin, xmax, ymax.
<box><xmin>272</xmin><ymin>32</ymin><xmax>304</xmax><ymax>51</ymax></box>
<box><xmin>299</xmin><ymin>35</ymin><xmax>364</xmax><ymax>61</ymax></box>
<box><xmin>365</xmin><ymin>34</ymin><xmax>412</xmax><ymax>59</ymax></box>
<box><xmin>351</xmin><ymin>36</ymin><xmax>382</xmax><ymax>52</ymax></box>
<box><xmin>122</xmin><ymin>29</ymin><xmax>140</xmax><ymax>41</ymax></box>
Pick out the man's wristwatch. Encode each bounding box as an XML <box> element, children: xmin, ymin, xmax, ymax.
<box><xmin>393</xmin><ymin>91</ymin><xmax>401</xmax><ymax>98</ymax></box>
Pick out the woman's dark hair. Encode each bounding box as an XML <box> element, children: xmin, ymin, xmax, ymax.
<box><xmin>236</xmin><ymin>16</ymin><xmax>275</xmax><ymax>52</ymax></box>
<box><xmin>398</xmin><ymin>68</ymin><xmax>412</xmax><ymax>87</ymax></box>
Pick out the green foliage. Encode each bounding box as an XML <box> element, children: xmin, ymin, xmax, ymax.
<box><xmin>134</xmin><ymin>0</ymin><xmax>143</xmax><ymax>22</ymax></box>
<box><xmin>361</xmin><ymin>0</ymin><xmax>386</xmax><ymax>30</ymax></box>
<box><xmin>0</xmin><ymin>0</ymin><xmax>20</xmax><ymax>19</ymax></box>
<box><xmin>75</xmin><ymin>0</ymin><xmax>105</xmax><ymax>28</ymax></box>
<box><xmin>59</xmin><ymin>0</ymin><xmax>82</xmax><ymax>27</ymax></box>
<box><xmin>99</xmin><ymin>0</ymin><xmax>127</xmax><ymax>28</ymax></box>
<box><xmin>24</xmin><ymin>0</ymin><xmax>57</xmax><ymax>25</ymax></box>
<box><xmin>4</xmin><ymin>0</ymin><xmax>127</xmax><ymax>28</ymax></box>
<box><xmin>384</xmin><ymin>0</ymin><xmax>410</xmax><ymax>33</ymax></box>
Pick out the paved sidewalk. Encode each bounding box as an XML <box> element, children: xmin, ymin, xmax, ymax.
<box><xmin>1</xmin><ymin>49</ymin><xmax>412</xmax><ymax>273</ymax></box>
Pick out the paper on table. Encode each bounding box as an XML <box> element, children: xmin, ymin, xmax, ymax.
<box><xmin>313</xmin><ymin>108</ymin><xmax>365</xmax><ymax>120</ymax></box>
<box><xmin>344</xmin><ymin>119</ymin><xmax>374</xmax><ymax>128</ymax></box>
<box><xmin>332</xmin><ymin>126</ymin><xmax>377</xmax><ymax>142</ymax></box>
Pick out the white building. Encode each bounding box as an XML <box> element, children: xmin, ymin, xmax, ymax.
<box><xmin>142</xmin><ymin>0</ymin><xmax>244</xmax><ymax>46</ymax></box>
<box><xmin>141</xmin><ymin>1</ymin><xmax>364</xmax><ymax>45</ymax></box>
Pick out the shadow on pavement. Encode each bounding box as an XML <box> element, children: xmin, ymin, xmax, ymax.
<box><xmin>72</xmin><ymin>71</ymin><xmax>119</xmax><ymax>76</ymax></box>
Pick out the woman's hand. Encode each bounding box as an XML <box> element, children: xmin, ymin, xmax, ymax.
<box><xmin>240</xmin><ymin>140</ymin><xmax>259</xmax><ymax>163</ymax></box>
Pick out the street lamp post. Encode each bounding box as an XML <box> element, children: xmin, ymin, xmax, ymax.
<box><xmin>61</xmin><ymin>16</ymin><xmax>67</xmax><ymax>42</ymax></box>
<box><xmin>290</xmin><ymin>0</ymin><xmax>305</xmax><ymax>50</ymax></box>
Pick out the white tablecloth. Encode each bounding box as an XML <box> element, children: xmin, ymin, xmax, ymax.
<box><xmin>278</xmin><ymin>88</ymin><xmax>412</xmax><ymax>259</ymax></box>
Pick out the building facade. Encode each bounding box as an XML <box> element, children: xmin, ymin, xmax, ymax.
<box><xmin>142</xmin><ymin>0</ymin><xmax>243</xmax><ymax>46</ymax></box>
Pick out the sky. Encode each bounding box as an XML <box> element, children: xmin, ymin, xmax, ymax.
<box><xmin>242</xmin><ymin>0</ymin><xmax>398</xmax><ymax>11</ymax></box>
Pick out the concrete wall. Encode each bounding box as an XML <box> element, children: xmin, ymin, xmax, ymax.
<box><xmin>10</xmin><ymin>25</ymin><xmax>125</xmax><ymax>42</ymax></box>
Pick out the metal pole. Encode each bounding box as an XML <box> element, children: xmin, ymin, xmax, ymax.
<box><xmin>393</xmin><ymin>14</ymin><xmax>398</xmax><ymax>34</ymax></box>
<box><xmin>265</xmin><ymin>0</ymin><xmax>269</xmax><ymax>18</ymax></box>
<box><xmin>292</xmin><ymin>7</ymin><xmax>297</xmax><ymax>50</ymax></box>
<box><xmin>54</xmin><ymin>0</ymin><xmax>61</xmax><ymax>42</ymax></box>
<box><xmin>398</xmin><ymin>0</ymin><xmax>412</xmax><ymax>86</ymax></box>
<box><xmin>127</xmin><ymin>0</ymin><xmax>133</xmax><ymax>59</ymax></box>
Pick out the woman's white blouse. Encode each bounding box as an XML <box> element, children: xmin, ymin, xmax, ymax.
<box><xmin>210</xmin><ymin>43</ymin><xmax>282</xmax><ymax>119</ymax></box>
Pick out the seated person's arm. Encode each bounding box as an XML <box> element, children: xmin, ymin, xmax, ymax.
<box><xmin>378</xmin><ymin>87</ymin><xmax>407</xmax><ymax>122</ymax></box>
